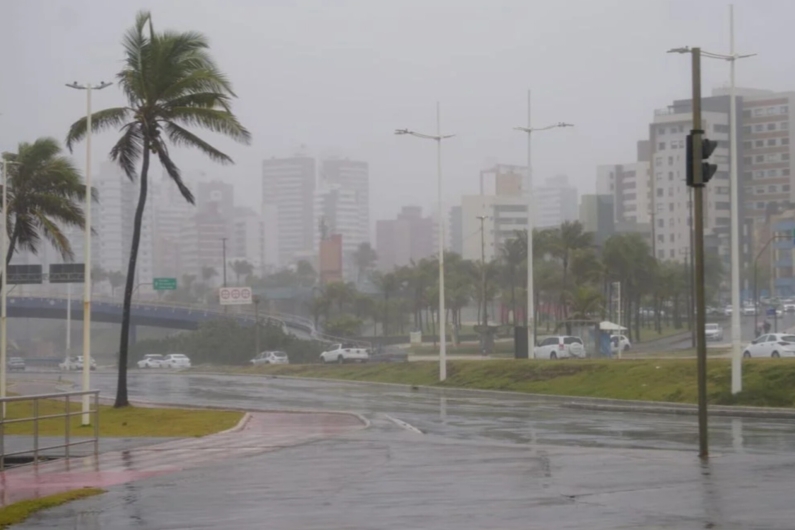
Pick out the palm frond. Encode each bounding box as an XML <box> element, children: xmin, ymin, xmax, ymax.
<box><xmin>109</xmin><ymin>123</ymin><xmax>143</xmax><ymax>180</ymax></box>
<box><xmin>65</xmin><ymin>108</ymin><xmax>131</xmax><ymax>152</ymax></box>
<box><xmin>159</xmin><ymin>72</ymin><xmax>234</xmax><ymax>107</ymax></box>
<box><xmin>152</xmin><ymin>139</ymin><xmax>195</xmax><ymax>204</ymax></box>
<box><xmin>164</xmin><ymin>122</ymin><xmax>232</xmax><ymax>164</ymax></box>
<box><xmin>168</xmin><ymin>107</ymin><xmax>251</xmax><ymax>144</ymax></box>
<box><xmin>35</xmin><ymin>214</ymin><xmax>74</xmax><ymax>261</ymax></box>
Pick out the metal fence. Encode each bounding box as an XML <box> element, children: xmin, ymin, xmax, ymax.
<box><xmin>0</xmin><ymin>390</ymin><xmax>99</xmax><ymax>469</ymax></box>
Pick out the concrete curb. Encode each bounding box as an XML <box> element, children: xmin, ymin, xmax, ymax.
<box><xmin>186</xmin><ymin>369</ymin><xmax>795</xmax><ymax>420</ymax></box>
<box><xmin>218</xmin><ymin>412</ymin><xmax>252</xmax><ymax>434</ymax></box>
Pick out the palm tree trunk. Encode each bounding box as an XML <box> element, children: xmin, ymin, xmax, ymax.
<box><xmin>510</xmin><ymin>270</ymin><xmax>517</xmax><ymax>326</ymax></box>
<box><xmin>383</xmin><ymin>294</ymin><xmax>389</xmax><ymax>336</ymax></box>
<box><xmin>4</xmin><ymin>225</ymin><xmax>20</xmax><ymax>265</ymax></box>
<box><xmin>115</xmin><ymin>142</ymin><xmax>151</xmax><ymax>408</ymax></box>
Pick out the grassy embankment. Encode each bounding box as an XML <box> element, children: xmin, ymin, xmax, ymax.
<box><xmin>3</xmin><ymin>399</ymin><xmax>243</xmax><ymax>437</ymax></box>
<box><xmin>0</xmin><ymin>489</ymin><xmax>105</xmax><ymax>529</ymax></box>
<box><xmin>195</xmin><ymin>359</ymin><xmax>795</xmax><ymax>407</ymax></box>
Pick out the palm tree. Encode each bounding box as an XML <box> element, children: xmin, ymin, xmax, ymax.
<box><xmin>108</xmin><ymin>271</ymin><xmax>126</xmax><ymax>297</ymax></box>
<box><xmin>66</xmin><ymin>11</ymin><xmax>250</xmax><ymax>408</ymax></box>
<box><xmin>372</xmin><ymin>271</ymin><xmax>400</xmax><ymax>336</ymax></box>
<box><xmin>1</xmin><ymin>138</ymin><xmax>89</xmax><ymax>264</ymax></box>
<box><xmin>352</xmin><ymin>242</ymin><xmax>378</xmax><ymax>283</ymax></box>
<box><xmin>230</xmin><ymin>259</ymin><xmax>253</xmax><ymax>285</ymax></box>
<box><xmin>201</xmin><ymin>266</ymin><xmax>217</xmax><ymax>284</ymax></box>
<box><xmin>550</xmin><ymin>221</ymin><xmax>593</xmax><ymax>331</ymax></box>
<box><xmin>91</xmin><ymin>266</ymin><xmax>108</xmax><ymax>292</ymax></box>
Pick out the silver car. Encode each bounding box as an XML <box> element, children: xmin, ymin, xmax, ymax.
<box><xmin>251</xmin><ymin>351</ymin><xmax>289</xmax><ymax>365</ymax></box>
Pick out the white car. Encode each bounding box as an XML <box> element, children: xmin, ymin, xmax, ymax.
<box><xmin>785</xmin><ymin>303</ymin><xmax>795</xmax><ymax>313</ymax></box>
<box><xmin>743</xmin><ymin>333</ymin><xmax>795</xmax><ymax>358</ymax></box>
<box><xmin>320</xmin><ymin>343</ymin><xmax>369</xmax><ymax>364</ymax></box>
<box><xmin>137</xmin><ymin>354</ymin><xmax>164</xmax><ymax>369</ymax></box>
<box><xmin>534</xmin><ymin>336</ymin><xmax>585</xmax><ymax>360</ymax></box>
<box><xmin>611</xmin><ymin>334</ymin><xmax>631</xmax><ymax>354</ymax></box>
<box><xmin>251</xmin><ymin>350</ymin><xmax>289</xmax><ymax>365</ymax></box>
<box><xmin>705</xmin><ymin>323</ymin><xmax>724</xmax><ymax>342</ymax></box>
<box><xmin>59</xmin><ymin>356</ymin><xmax>97</xmax><ymax>371</ymax></box>
<box><xmin>160</xmin><ymin>354</ymin><xmax>192</xmax><ymax>368</ymax></box>
<box><xmin>741</xmin><ymin>305</ymin><xmax>757</xmax><ymax>316</ymax></box>
<box><xmin>723</xmin><ymin>305</ymin><xmax>733</xmax><ymax>317</ymax></box>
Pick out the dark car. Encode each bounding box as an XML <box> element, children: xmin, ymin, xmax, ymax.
<box><xmin>369</xmin><ymin>346</ymin><xmax>409</xmax><ymax>363</ymax></box>
<box><xmin>8</xmin><ymin>357</ymin><xmax>25</xmax><ymax>371</ymax></box>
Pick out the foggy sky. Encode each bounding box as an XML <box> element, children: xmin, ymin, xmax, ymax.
<box><xmin>1</xmin><ymin>0</ymin><xmax>793</xmax><ymax>225</ymax></box>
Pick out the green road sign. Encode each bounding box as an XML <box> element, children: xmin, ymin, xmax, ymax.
<box><xmin>153</xmin><ymin>277</ymin><xmax>177</xmax><ymax>291</ymax></box>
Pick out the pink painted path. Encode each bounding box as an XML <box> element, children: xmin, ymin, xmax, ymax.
<box><xmin>0</xmin><ymin>411</ymin><xmax>364</xmax><ymax>506</ymax></box>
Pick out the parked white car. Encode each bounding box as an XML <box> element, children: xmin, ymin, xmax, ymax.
<box><xmin>723</xmin><ymin>305</ymin><xmax>733</xmax><ymax>317</ymax></box>
<box><xmin>137</xmin><ymin>354</ymin><xmax>165</xmax><ymax>369</ymax></box>
<box><xmin>741</xmin><ymin>305</ymin><xmax>757</xmax><ymax>316</ymax></box>
<box><xmin>59</xmin><ymin>356</ymin><xmax>97</xmax><ymax>371</ymax></box>
<box><xmin>705</xmin><ymin>323</ymin><xmax>724</xmax><ymax>342</ymax></box>
<box><xmin>743</xmin><ymin>333</ymin><xmax>795</xmax><ymax>358</ymax></box>
<box><xmin>785</xmin><ymin>303</ymin><xmax>795</xmax><ymax>313</ymax></box>
<box><xmin>320</xmin><ymin>343</ymin><xmax>369</xmax><ymax>364</ymax></box>
<box><xmin>534</xmin><ymin>336</ymin><xmax>586</xmax><ymax>360</ymax></box>
<box><xmin>160</xmin><ymin>354</ymin><xmax>192</xmax><ymax>368</ymax></box>
<box><xmin>251</xmin><ymin>350</ymin><xmax>289</xmax><ymax>365</ymax></box>
<box><xmin>611</xmin><ymin>334</ymin><xmax>631</xmax><ymax>354</ymax></box>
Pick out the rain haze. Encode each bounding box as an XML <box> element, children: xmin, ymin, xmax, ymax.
<box><xmin>1</xmin><ymin>0</ymin><xmax>791</xmax><ymax>219</ymax></box>
<box><xmin>8</xmin><ymin>2</ymin><xmax>795</xmax><ymax>529</ymax></box>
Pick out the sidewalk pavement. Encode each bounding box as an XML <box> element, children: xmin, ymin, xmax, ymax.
<box><xmin>0</xmin><ymin>411</ymin><xmax>365</xmax><ymax>507</ymax></box>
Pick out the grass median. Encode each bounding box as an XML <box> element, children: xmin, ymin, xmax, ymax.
<box><xmin>194</xmin><ymin>359</ymin><xmax>795</xmax><ymax>408</ymax></box>
<box><xmin>0</xmin><ymin>488</ymin><xmax>104</xmax><ymax>529</ymax></box>
<box><xmin>3</xmin><ymin>399</ymin><xmax>244</xmax><ymax>438</ymax></box>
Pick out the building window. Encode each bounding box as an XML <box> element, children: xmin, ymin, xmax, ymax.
<box><xmin>656</xmin><ymin>158</ymin><xmax>662</xmax><ymax>166</ymax></box>
<box><xmin>714</xmin><ymin>124</ymin><xmax>729</xmax><ymax>133</ymax></box>
<box><xmin>668</xmin><ymin>156</ymin><xmax>674</xmax><ymax>165</ymax></box>
<box><xmin>753</xmin><ymin>108</ymin><xmax>764</xmax><ymax>116</ymax></box>
<box><xmin>755</xmin><ymin>124</ymin><xmax>764</xmax><ymax>132</ymax></box>
<box><xmin>658</xmin><ymin>127</ymin><xmax>666</xmax><ymax>135</ymax></box>
<box><xmin>716</xmin><ymin>202</ymin><xmax>730</xmax><ymax>210</ymax></box>
<box><xmin>755</xmin><ymin>170</ymin><xmax>765</xmax><ymax>178</ymax></box>
<box><xmin>785</xmin><ymin>169</ymin><xmax>791</xmax><ymax>176</ymax></box>
<box><xmin>781</xmin><ymin>106</ymin><xmax>789</xmax><ymax>114</ymax></box>
<box><xmin>755</xmin><ymin>140</ymin><xmax>764</xmax><ymax>147</ymax></box>
<box><xmin>782</xmin><ymin>137</ymin><xmax>790</xmax><ymax>145</ymax></box>
<box><xmin>784</xmin><ymin>153</ymin><xmax>790</xmax><ymax>161</ymax></box>
<box><xmin>768</xmin><ymin>169</ymin><xmax>778</xmax><ymax>177</ymax></box>
<box><xmin>743</xmin><ymin>157</ymin><xmax>752</xmax><ymax>165</ymax></box>
<box><xmin>743</xmin><ymin>126</ymin><xmax>752</xmax><ymax>134</ymax></box>
<box><xmin>768</xmin><ymin>123</ymin><xmax>777</xmax><ymax>131</ymax></box>
<box><xmin>757</xmin><ymin>202</ymin><xmax>765</xmax><ymax>209</ymax></box>
<box><xmin>668</xmin><ymin>171</ymin><xmax>674</xmax><ymax>181</ymax></box>
<box><xmin>657</xmin><ymin>234</ymin><xmax>664</xmax><ymax>243</ymax></box>
<box><xmin>785</xmin><ymin>185</ymin><xmax>791</xmax><ymax>192</ymax></box>
<box><xmin>669</xmin><ymin>234</ymin><xmax>675</xmax><ymax>242</ymax></box>
<box><xmin>769</xmin><ymin>185</ymin><xmax>778</xmax><ymax>193</ymax></box>
<box><xmin>743</xmin><ymin>141</ymin><xmax>752</xmax><ymax>149</ymax></box>
<box><xmin>657</xmin><ymin>218</ymin><xmax>664</xmax><ymax>228</ymax></box>
<box><xmin>782</xmin><ymin>122</ymin><xmax>790</xmax><ymax>130</ymax></box>
<box><xmin>768</xmin><ymin>138</ymin><xmax>778</xmax><ymax>146</ymax></box>
<box><xmin>658</xmin><ymin>142</ymin><xmax>665</xmax><ymax>150</ymax></box>
<box><xmin>656</xmin><ymin>188</ymin><xmax>664</xmax><ymax>197</ymax></box>
<box><xmin>670</xmin><ymin>249</ymin><xmax>675</xmax><ymax>258</ymax></box>
<box><xmin>755</xmin><ymin>187</ymin><xmax>764</xmax><ymax>194</ymax></box>
<box><xmin>668</xmin><ymin>188</ymin><xmax>673</xmax><ymax>197</ymax></box>
<box><xmin>756</xmin><ymin>155</ymin><xmax>764</xmax><ymax>162</ymax></box>
<box><xmin>669</xmin><ymin>204</ymin><xmax>674</xmax><ymax>212</ymax></box>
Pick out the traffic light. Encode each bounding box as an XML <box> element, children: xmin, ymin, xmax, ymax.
<box><xmin>686</xmin><ymin>132</ymin><xmax>719</xmax><ymax>188</ymax></box>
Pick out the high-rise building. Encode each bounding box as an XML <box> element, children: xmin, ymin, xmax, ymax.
<box><xmin>375</xmin><ymin>206</ymin><xmax>434</xmax><ymax>271</ymax></box>
<box><xmin>648</xmin><ymin>95</ymin><xmax>736</xmax><ymax>263</ymax></box>
<box><xmin>596</xmin><ymin>154</ymin><xmax>652</xmax><ymax>226</ymax></box>
<box><xmin>449</xmin><ymin>205</ymin><xmax>463</xmax><ymax>256</ymax></box>
<box><xmin>96</xmin><ymin>162</ymin><xmax>154</xmax><ymax>290</ymax></box>
<box><xmin>262</xmin><ymin>156</ymin><xmax>316</xmax><ymax>267</ymax></box>
<box><xmin>315</xmin><ymin>158</ymin><xmax>369</xmax><ymax>280</ymax></box>
<box><xmin>579</xmin><ymin>194</ymin><xmax>615</xmax><ymax>247</ymax></box>
<box><xmin>534</xmin><ymin>175</ymin><xmax>579</xmax><ymax>228</ymax></box>
<box><xmin>231</xmin><ymin>207</ymin><xmax>264</xmax><ymax>274</ymax></box>
<box><xmin>460</xmin><ymin>194</ymin><xmax>528</xmax><ymax>263</ymax></box>
<box><xmin>152</xmin><ymin>176</ymin><xmax>194</xmax><ymax>280</ymax></box>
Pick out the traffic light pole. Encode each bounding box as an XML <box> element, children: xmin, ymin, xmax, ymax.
<box><xmin>689</xmin><ymin>47</ymin><xmax>709</xmax><ymax>459</ymax></box>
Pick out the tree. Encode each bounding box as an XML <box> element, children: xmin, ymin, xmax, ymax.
<box><xmin>295</xmin><ymin>260</ymin><xmax>316</xmax><ymax>287</ymax></box>
<box><xmin>201</xmin><ymin>266</ymin><xmax>217</xmax><ymax>284</ymax></box>
<box><xmin>231</xmin><ymin>259</ymin><xmax>253</xmax><ymax>285</ymax></box>
<box><xmin>108</xmin><ymin>271</ymin><xmax>126</xmax><ymax>297</ymax></box>
<box><xmin>352</xmin><ymin>242</ymin><xmax>378</xmax><ymax>283</ymax></box>
<box><xmin>1</xmin><ymin>138</ymin><xmax>89</xmax><ymax>265</ymax></box>
<box><xmin>372</xmin><ymin>271</ymin><xmax>400</xmax><ymax>336</ymax></box>
<box><xmin>549</xmin><ymin>221</ymin><xmax>593</xmax><ymax>331</ymax></box>
<box><xmin>66</xmin><ymin>11</ymin><xmax>251</xmax><ymax>408</ymax></box>
<box><xmin>91</xmin><ymin>266</ymin><xmax>108</xmax><ymax>292</ymax></box>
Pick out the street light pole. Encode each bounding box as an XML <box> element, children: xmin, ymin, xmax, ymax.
<box><xmin>514</xmin><ymin>91</ymin><xmax>573</xmax><ymax>357</ymax></box>
<box><xmin>395</xmin><ymin>102</ymin><xmax>455</xmax><ymax>381</ymax></box>
<box><xmin>1</xmin><ymin>160</ymin><xmax>8</xmax><ymax>417</ymax></box>
<box><xmin>67</xmin><ymin>80</ymin><xmax>111</xmax><ymax>425</ymax></box>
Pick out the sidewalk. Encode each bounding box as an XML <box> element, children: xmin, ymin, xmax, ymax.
<box><xmin>0</xmin><ymin>410</ymin><xmax>365</xmax><ymax>507</ymax></box>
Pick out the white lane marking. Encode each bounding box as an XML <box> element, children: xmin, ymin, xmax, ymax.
<box><xmin>384</xmin><ymin>414</ymin><xmax>423</xmax><ymax>434</ymax></box>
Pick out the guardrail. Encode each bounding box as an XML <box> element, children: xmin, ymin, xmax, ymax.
<box><xmin>0</xmin><ymin>390</ymin><xmax>100</xmax><ymax>469</ymax></box>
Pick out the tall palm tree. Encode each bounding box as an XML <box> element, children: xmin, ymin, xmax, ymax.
<box><xmin>499</xmin><ymin>235</ymin><xmax>526</xmax><ymax>325</ymax></box>
<box><xmin>1</xmin><ymin>138</ymin><xmax>88</xmax><ymax>264</ymax></box>
<box><xmin>352</xmin><ymin>242</ymin><xmax>378</xmax><ymax>283</ymax></box>
<box><xmin>231</xmin><ymin>259</ymin><xmax>253</xmax><ymax>285</ymax></box>
<box><xmin>66</xmin><ymin>11</ymin><xmax>250</xmax><ymax>407</ymax></box>
<box><xmin>550</xmin><ymin>221</ymin><xmax>593</xmax><ymax>331</ymax></box>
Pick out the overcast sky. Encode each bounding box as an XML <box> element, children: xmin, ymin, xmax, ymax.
<box><xmin>1</xmin><ymin>0</ymin><xmax>793</xmax><ymax>223</ymax></box>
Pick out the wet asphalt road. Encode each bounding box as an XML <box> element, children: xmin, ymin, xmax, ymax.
<box><xmin>12</xmin><ymin>371</ymin><xmax>795</xmax><ymax>529</ymax></box>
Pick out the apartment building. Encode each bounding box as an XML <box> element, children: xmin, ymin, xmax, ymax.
<box><xmin>375</xmin><ymin>206</ymin><xmax>434</xmax><ymax>271</ymax></box>
<box><xmin>534</xmin><ymin>175</ymin><xmax>579</xmax><ymax>228</ymax></box>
